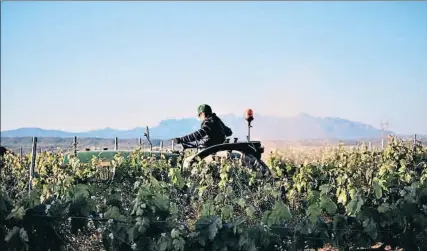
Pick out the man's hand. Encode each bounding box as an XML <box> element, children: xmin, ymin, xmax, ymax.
<box><xmin>173</xmin><ymin>138</ymin><xmax>181</xmax><ymax>144</ymax></box>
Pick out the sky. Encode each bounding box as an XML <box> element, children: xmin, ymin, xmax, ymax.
<box><xmin>1</xmin><ymin>1</ymin><xmax>426</xmax><ymax>134</ymax></box>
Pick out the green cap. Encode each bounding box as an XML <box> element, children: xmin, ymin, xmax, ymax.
<box><xmin>197</xmin><ymin>104</ymin><xmax>212</xmax><ymax>116</ymax></box>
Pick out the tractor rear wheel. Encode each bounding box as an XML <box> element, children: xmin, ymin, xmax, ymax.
<box><xmin>241</xmin><ymin>154</ymin><xmax>269</xmax><ymax>175</ymax></box>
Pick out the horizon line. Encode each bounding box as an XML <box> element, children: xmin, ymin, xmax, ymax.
<box><xmin>1</xmin><ymin>112</ymin><xmax>395</xmax><ymax>134</ymax></box>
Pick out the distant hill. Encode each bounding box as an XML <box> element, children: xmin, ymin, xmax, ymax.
<box><xmin>1</xmin><ymin>113</ymin><xmax>398</xmax><ymax>140</ymax></box>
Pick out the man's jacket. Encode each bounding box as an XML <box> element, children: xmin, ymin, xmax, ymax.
<box><xmin>178</xmin><ymin>113</ymin><xmax>232</xmax><ymax>148</ymax></box>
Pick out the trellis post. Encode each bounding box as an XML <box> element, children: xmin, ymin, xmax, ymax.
<box><xmin>73</xmin><ymin>136</ymin><xmax>78</xmax><ymax>156</ymax></box>
<box><xmin>19</xmin><ymin>146</ymin><xmax>23</xmax><ymax>162</ymax></box>
<box><xmin>29</xmin><ymin>137</ymin><xmax>37</xmax><ymax>195</ymax></box>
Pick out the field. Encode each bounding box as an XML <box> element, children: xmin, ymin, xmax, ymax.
<box><xmin>0</xmin><ymin>137</ymin><xmax>166</xmax><ymax>154</ymax></box>
<box><xmin>1</xmin><ymin>136</ymin><xmax>427</xmax><ymax>251</ymax></box>
<box><xmin>1</xmin><ymin>136</ymin><xmax>425</xmax><ymax>155</ymax></box>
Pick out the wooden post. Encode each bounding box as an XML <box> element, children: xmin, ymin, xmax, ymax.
<box><xmin>114</xmin><ymin>137</ymin><xmax>118</xmax><ymax>150</ymax></box>
<box><xmin>139</xmin><ymin>137</ymin><xmax>142</xmax><ymax>146</ymax></box>
<box><xmin>29</xmin><ymin>137</ymin><xmax>37</xmax><ymax>195</ymax></box>
<box><xmin>73</xmin><ymin>136</ymin><xmax>78</xmax><ymax>156</ymax></box>
<box><xmin>413</xmin><ymin>133</ymin><xmax>417</xmax><ymax>150</ymax></box>
<box><xmin>171</xmin><ymin>140</ymin><xmax>174</xmax><ymax>151</ymax></box>
<box><xmin>19</xmin><ymin>146</ymin><xmax>23</xmax><ymax>162</ymax></box>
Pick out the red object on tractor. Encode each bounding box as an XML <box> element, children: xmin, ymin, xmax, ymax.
<box><xmin>245</xmin><ymin>109</ymin><xmax>254</xmax><ymax>122</ymax></box>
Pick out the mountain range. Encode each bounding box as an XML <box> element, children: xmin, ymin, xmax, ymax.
<box><xmin>1</xmin><ymin>113</ymin><xmax>395</xmax><ymax>140</ymax></box>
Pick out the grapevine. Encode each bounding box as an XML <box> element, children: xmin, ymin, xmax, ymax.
<box><xmin>1</xmin><ymin>135</ymin><xmax>426</xmax><ymax>251</ymax></box>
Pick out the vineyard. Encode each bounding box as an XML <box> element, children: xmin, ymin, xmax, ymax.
<box><xmin>1</xmin><ymin>136</ymin><xmax>427</xmax><ymax>251</ymax></box>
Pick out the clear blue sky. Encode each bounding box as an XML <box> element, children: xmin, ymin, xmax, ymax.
<box><xmin>1</xmin><ymin>1</ymin><xmax>426</xmax><ymax>134</ymax></box>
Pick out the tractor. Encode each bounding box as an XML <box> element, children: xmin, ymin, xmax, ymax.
<box><xmin>65</xmin><ymin>109</ymin><xmax>269</xmax><ymax>174</ymax></box>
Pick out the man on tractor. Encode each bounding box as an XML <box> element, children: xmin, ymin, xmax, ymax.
<box><xmin>173</xmin><ymin>104</ymin><xmax>233</xmax><ymax>149</ymax></box>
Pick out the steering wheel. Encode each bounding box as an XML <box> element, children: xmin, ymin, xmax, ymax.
<box><xmin>170</xmin><ymin>141</ymin><xmax>199</xmax><ymax>155</ymax></box>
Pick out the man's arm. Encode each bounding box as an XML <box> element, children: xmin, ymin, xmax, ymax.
<box><xmin>219</xmin><ymin>120</ymin><xmax>232</xmax><ymax>137</ymax></box>
<box><xmin>178</xmin><ymin>121</ymin><xmax>213</xmax><ymax>143</ymax></box>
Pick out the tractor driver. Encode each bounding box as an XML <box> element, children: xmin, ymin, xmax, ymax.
<box><xmin>173</xmin><ymin>104</ymin><xmax>233</xmax><ymax>149</ymax></box>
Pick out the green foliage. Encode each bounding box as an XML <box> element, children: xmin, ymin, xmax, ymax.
<box><xmin>0</xmin><ymin>136</ymin><xmax>426</xmax><ymax>250</ymax></box>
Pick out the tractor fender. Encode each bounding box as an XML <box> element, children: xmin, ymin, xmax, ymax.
<box><xmin>183</xmin><ymin>142</ymin><xmax>264</xmax><ymax>168</ymax></box>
